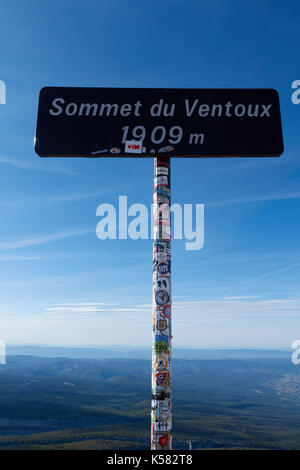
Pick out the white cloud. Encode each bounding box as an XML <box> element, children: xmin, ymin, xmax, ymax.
<box><xmin>49</xmin><ymin>192</ymin><xmax>103</xmax><ymax>204</ymax></box>
<box><xmin>46</xmin><ymin>307</ymin><xmax>107</xmax><ymax>313</ymax></box>
<box><xmin>221</xmin><ymin>262</ymin><xmax>300</xmax><ymax>292</ymax></box>
<box><xmin>0</xmin><ymin>254</ymin><xmax>43</xmax><ymax>261</ymax></box>
<box><xmin>0</xmin><ymin>155</ymin><xmax>77</xmax><ymax>176</ymax></box>
<box><xmin>58</xmin><ymin>302</ymin><xmax>118</xmax><ymax>306</ymax></box>
<box><xmin>0</xmin><ymin>297</ymin><xmax>299</xmax><ymax>348</ymax></box>
<box><xmin>173</xmin><ymin>298</ymin><xmax>300</xmax><ymax>317</ymax></box>
<box><xmin>207</xmin><ymin>191</ymin><xmax>300</xmax><ymax>207</ymax></box>
<box><xmin>0</xmin><ymin>228</ymin><xmax>93</xmax><ymax>250</ymax></box>
<box><xmin>221</xmin><ymin>296</ymin><xmax>259</xmax><ymax>300</ymax></box>
<box><xmin>45</xmin><ymin>303</ymin><xmax>148</xmax><ymax>316</ymax></box>
<box><xmin>0</xmin><ymin>191</ymin><xmax>104</xmax><ymax>210</ymax></box>
<box><xmin>0</xmin><ymin>253</ymin><xmax>86</xmax><ymax>261</ymax></box>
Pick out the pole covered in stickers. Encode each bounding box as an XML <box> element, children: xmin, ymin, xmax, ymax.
<box><xmin>151</xmin><ymin>157</ymin><xmax>172</xmax><ymax>450</ymax></box>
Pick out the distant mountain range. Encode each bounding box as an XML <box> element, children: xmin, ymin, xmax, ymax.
<box><xmin>6</xmin><ymin>344</ymin><xmax>291</xmax><ymax>360</ymax></box>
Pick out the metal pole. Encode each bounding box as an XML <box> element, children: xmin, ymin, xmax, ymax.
<box><xmin>151</xmin><ymin>156</ymin><xmax>172</xmax><ymax>450</ymax></box>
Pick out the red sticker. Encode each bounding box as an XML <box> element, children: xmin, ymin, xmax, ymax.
<box><xmin>163</xmin><ymin>305</ymin><xmax>171</xmax><ymax>319</ymax></box>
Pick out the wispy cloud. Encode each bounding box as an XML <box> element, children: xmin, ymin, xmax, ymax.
<box><xmin>50</xmin><ymin>297</ymin><xmax>300</xmax><ymax>317</ymax></box>
<box><xmin>206</xmin><ymin>160</ymin><xmax>269</xmax><ymax>173</ymax></box>
<box><xmin>0</xmin><ymin>155</ymin><xmax>77</xmax><ymax>176</ymax></box>
<box><xmin>172</xmin><ymin>297</ymin><xmax>300</xmax><ymax>319</ymax></box>
<box><xmin>0</xmin><ymin>254</ymin><xmax>44</xmax><ymax>261</ymax></box>
<box><xmin>58</xmin><ymin>302</ymin><xmax>118</xmax><ymax>306</ymax></box>
<box><xmin>2</xmin><ymin>297</ymin><xmax>299</xmax><ymax>348</ymax></box>
<box><xmin>46</xmin><ymin>307</ymin><xmax>107</xmax><ymax>313</ymax></box>
<box><xmin>3</xmin><ymin>187</ymin><xmax>298</xmax><ymax>211</ymax></box>
<box><xmin>0</xmin><ymin>191</ymin><xmax>104</xmax><ymax>209</ymax></box>
<box><xmin>221</xmin><ymin>263</ymin><xmax>300</xmax><ymax>292</ymax></box>
<box><xmin>49</xmin><ymin>192</ymin><xmax>103</xmax><ymax>204</ymax></box>
<box><xmin>45</xmin><ymin>303</ymin><xmax>146</xmax><ymax>316</ymax></box>
<box><xmin>43</xmin><ymin>297</ymin><xmax>300</xmax><ymax>324</ymax></box>
<box><xmin>0</xmin><ymin>228</ymin><xmax>93</xmax><ymax>250</ymax></box>
<box><xmin>207</xmin><ymin>191</ymin><xmax>300</xmax><ymax>207</ymax></box>
<box><xmin>221</xmin><ymin>295</ymin><xmax>259</xmax><ymax>300</ymax></box>
<box><xmin>0</xmin><ymin>252</ymin><xmax>104</xmax><ymax>262</ymax></box>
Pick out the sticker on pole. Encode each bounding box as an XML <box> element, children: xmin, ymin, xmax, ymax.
<box><xmin>34</xmin><ymin>87</ymin><xmax>284</xmax><ymax>158</ymax></box>
<box><xmin>125</xmin><ymin>140</ymin><xmax>142</xmax><ymax>154</ymax></box>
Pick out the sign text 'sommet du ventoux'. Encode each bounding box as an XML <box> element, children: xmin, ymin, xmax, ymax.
<box><xmin>35</xmin><ymin>87</ymin><xmax>284</xmax><ymax>158</ymax></box>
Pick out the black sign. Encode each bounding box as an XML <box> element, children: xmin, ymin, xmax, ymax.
<box><xmin>35</xmin><ymin>87</ymin><xmax>284</xmax><ymax>158</ymax></box>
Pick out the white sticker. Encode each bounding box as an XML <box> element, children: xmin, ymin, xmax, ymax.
<box><xmin>155</xmin><ymin>175</ymin><xmax>168</xmax><ymax>185</ymax></box>
<box><xmin>157</xmin><ymin>167</ymin><xmax>169</xmax><ymax>176</ymax></box>
<box><xmin>91</xmin><ymin>149</ymin><xmax>108</xmax><ymax>155</ymax></box>
<box><xmin>125</xmin><ymin>140</ymin><xmax>142</xmax><ymax>154</ymax></box>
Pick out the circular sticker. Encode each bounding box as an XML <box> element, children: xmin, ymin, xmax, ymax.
<box><xmin>159</xmin><ymin>435</ymin><xmax>169</xmax><ymax>447</ymax></box>
<box><xmin>157</xmin><ymin>261</ymin><xmax>170</xmax><ymax>276</ymax></box>
<box><xmin>155</xmin><ymin>290</ymin><xmax>170</xmax><ymax>306</ymax></box>
<box><xmin>109</xmin><ymin>147</ymin><xmax>120</xmax><ymax>154</ymax></box>
<box><xmin>163</xmin><ymin>305</ymin><xmax>171</xmax><ymax>319</ymax></box>
<box><xmin>153</xmin><ymin>355</ymin><xmax>168</xmax><ymax>371</ymax></box>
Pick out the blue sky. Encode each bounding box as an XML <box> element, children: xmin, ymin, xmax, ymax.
<box><xmin>0</xmin><ymin>0</ymin><xmax>299</xmax><ymax>348</ymax></box>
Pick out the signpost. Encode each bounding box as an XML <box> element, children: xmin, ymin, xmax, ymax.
<box><xmin>35</xmin><ymin>87</ymin><xmax>283</xmax><ymax>158</ymax></box>
<box><xmin>152</xmin><ymin>156</ymin><xmax>172</xmax><ymax>449</ymax></box>
<box><xmin>35</xmin><ymin>87</ymin><xmax>284</xmax><ymax>450</ymax></box>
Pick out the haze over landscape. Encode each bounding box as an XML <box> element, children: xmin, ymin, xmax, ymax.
<box><xmin>0</xmin><ymin>0</ymin><xmax>300</xmax><ymax>451</ymax></box>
